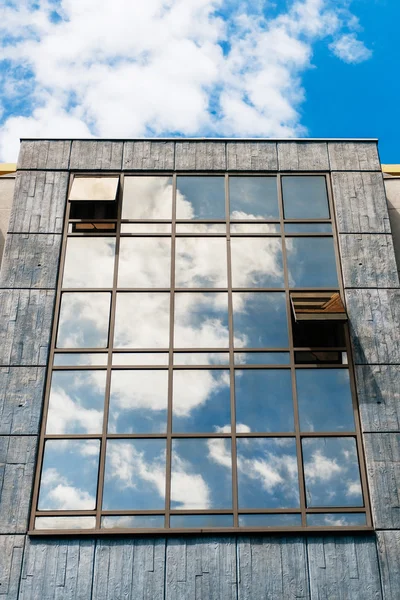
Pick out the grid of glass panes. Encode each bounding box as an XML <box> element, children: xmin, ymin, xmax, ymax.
<box><xmin>31</xmin><ymin>173</ymin><xmax>370</xmax><ymax>533</ymax></box>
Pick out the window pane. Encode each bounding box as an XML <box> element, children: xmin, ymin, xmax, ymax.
<box><xmin>231</xmin><ymin>238</ymin><xmax>283</xmax><ymax>288</ymax></box>
<box><xmin>176</xmin><ymin>177</ymin><xmax>225</xmax><ymax>220</ymax></box>
<box><xmin>229</xmin><ymin>177</ymin><xmax>279</xmax><ymax>219</ymax></box>
<box><xmin>235</xmin><ymin>370</ymin><xmax>294</xmax><ymax>432</ymax></box>
<box><xmin>46</xmin><ymin>370</ymin><xmax>106</xmax><ymax>434</ymax></box>
<box><xmin>230</xmin><ymin>223</ymin><xmax>280</xmax><ymax>233</ymax></box>
<box><xmin>239</xmin><ymin>514</ymin><xmax>302</xmax><ymax>527</ymax></box>
<box><xmin>35</xmin><ymin>517</ymin><xmax>96</xmax><ymax>530</ymax></box>
<box><xmin>38</xmin><ymin>440</ymin><xmax>100</xmax><ymax>510</ymax></box>
<box><xmin>176</xmin><ymin>223</ymin><xmax>226</xmax><ymax>233</ymax></box>
<box><xmin>101</xmin><ymin>515</ymin><xmax>164</xmax><ymax>529</ymax></box>
<box><xmin>175</xmin><ymin>238</ymin><xmax>227</xmax><ymax>288</ymax></box>
<box><xmin>174</xmin><ymin>293</ymin><xmax>229</xmax><ymax>348</ymax></box>
<box><xmin>284</xmin><ymin>223</ymin><xmax>332</xmax><ymax>233</ymax></box>
<box><xmin>103</xmin><ymin>439</ymin><xmax>166</xmax><ymax>510</ymax></box>
<box><xmin>69</xmin><ymin>177</ymin><xmax>119</xmax><ymax>201</ymax></box>
<box><xmin>307</xmin><ymin>513</ymin><xmax>366</xmax><ymax>526</ymax></box>
<box><xmin>232</xmin><ymin>292</ymin><xmax>288</xmax><ymax>348</ymax></box>
<box><xmin>286</xmin><ymin>237</ymin><xmax>338</xmax><ymax>287</ymax></box>
<box><xmin>302</xmin><ymin>437</ymin><xmax>363</xmax><ymax>507</ymax></box>
<box><xmin>121</xmin><ymin>223</ymin><xmax>171</xmax><ymax>233</ymax></box>
<box><xmin>174</xmin><ymin>352</ymin><xmax>229</xmax><ymax>365</ymax></box>
<box><xmin>237</xmin><ymin>438</ymin><xmax>299</xmax><ymax>508</ymax></box>
<box><xmin>282</xmin><ymin>176</ymin><xmax>329</xmax><ymax>219</ymax></box>
<box><xmin>294</xmin><ymin>351</ymin><xmax>347</xmax><ymax>365</ymax></box>
<box><xmin>122</xmin><ymin>177</ymin><xmax>173</xmax><ymax>219</ymax></box>
<box><xmin>63</xmin><ymin>238</ymin><xmax>115</xmax><ymax>288</ymax></box>
<box><xmin>170</xmin><ymin>515</ymin><xmax>233</xmax><ymax>528</ymax></box>
<box><xmin>57</xmin><ymin>292</ymin><xmax>110</xmax><ymax>348</ymax></box>
<box><xmin>171</xmin><ymin>438</ymin><xmax>232</xmax><ymax>509</ymax></box>
<box><xmin>108</xmin><ymin>370</ymin><xmax>168</xmax><ymax>433</ymax></box>
<box><xmin>297</xmin><ymin>369</ymin><xmax>355</xmax><ymax>432</ymax></box>
<box><xmin>53</xmin><ymin>353</ymin><xmax>107</xmax><ymax>366</ymax></box>
<box><xmin>234</xmin><ymin>352</ymin><xmax>290</xmax><ymax>365</ymax></box>
<box><xmin>112</xmin><ymin>353</ymin><xmax>169</xmax><ymax>365</ymax></box>
<box><xmin>118</xmin><ymin>238</ymin><xmax>171</xmax><ymax>288</ymax></box>
<box><xmin>172</xmin><ymin>370</ymin><xmax>230</xmax><ymax>433</ymax></box>
<box><xmin>114</xmin><ymin>293</ymin><xmax>170</xmax><ymax>348</ymax></box>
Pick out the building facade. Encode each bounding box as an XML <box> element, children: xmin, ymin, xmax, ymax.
<box><xmin>0</xmin><ymin>139</ymin><xmax>399</xmax><ymax>598</ymax></box>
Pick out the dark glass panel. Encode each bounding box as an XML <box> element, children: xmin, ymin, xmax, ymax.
<box><xmin>171</xmin><ymin>438</ymin><xmax>232</xmax><ymax>509</ymax></box>
<box><xmin>122</xmin><ymin>177</ymin><xmax>173</xmax><ymax>219</ymax></box>
<box><xmin>231</xmin><ymin>238</ymin><xmax>284</xmax><ymax>288</ymax></box>
<box><xmin>108</xmin><ymin>370</ymin><xmax>168</xmax><ymax>433</ymax></box>
<box><xmin>176</xmin><ymin>177</ymin><xmax>225</xmax><ymax>220</ymax></box>
<box><xmin>46</xmin><ymin>370</ymin><xmax>106</xmax><ymax>434</ymax></box>
<box><xmin>174</xmin><ymin>293</ymin><xmax>229</xmax><ymax>348</ymax></box>
<box><xmin>53</xmin><ymin>353</ymin><xmax>107</xmax><ymax>366</ymax></box>
<box><xmin>296</xmin><ymin>369</ymin><xmax>355</xmax><ymax>432</ymax></box>
<box><xmin>307</xmin><ymin>513</ymin><xmax>366</xmax><ymax>526</ymax></box>
<box><xmin>286</xmin><ymin>237</ymin><xmax>338</xmax><ymax>287</ymax></box>
<box><xmin>237</xmin><ymin>438</ymin><xmax>299</xmax><ymax>508</ymax></box>
<box><xmin>69</xmin><ymin>201</ymin><xmax>117</xmax><ymax>220</ymax></box>
<box><xmin>57</xmin><ymin>292</ymin><xmax>110</xmax><ymax>348</ymax></box>
<box><xmin>175</xmin><ymin>238</ymin><xmax>227</xmax><ymax>288</ymax></box>
<box><xmin>234</xmin><ymin>352</ymin><xmax>290</xmax><ymax>365</ymax></box>
<box><xmin>172</xmin><ymin>370</ymin><xmax>230</xmax><ymax>433</ymax></box>
<box><xmin>229</xmin><ymin>177</ymin><xmax>279</xmax><ymax>219</ymax></box>
<box><xmin>101</xmin><ymin>515</ymin><xmax>164</xmax><ymax>529</ymax></box>
<box><xmin>35</xmin><ymin>517</ymin><xmax>96</xmax><ymax>530</ymax></box>
<box><xmin>235</xmin><ymin>370</ymin><xmax>294</xmax><ymax>433</ymax></box>
<box><xmin>239</xmin><ymin>513</ymin><xmax>302</xmax><ymax>527</ymax></box>
<box><xmin>118</xmin><ymin>238</ymin><xmax>171</xmax><ymax>288</ymax></box>
<box><xmin>302</xmin><ymin>437</ymin><xmax>363</xmax><ymax>507</ymax></box>
<box><xmin>282</xmin><ymin>176</ymin><xmax>329</xmax><ymax>219</ymax></box>
<box><xmin>114</xmin><ymin>293</ymin><xmax>170</xmax><ymax>348</ymax></box>
<box><xmin>170</xmin><ymin>515</ymin><xmax>233</xmax><ymax>528</ymax></box>
<box><xmin>63</xmin><ymin>237</ymin><xmax>115</xmax><ymax>288</ymax></box>
<box><xmin>232</xmin><ymin>292</ymin><xmax>288</xmax><ymax>348</ymax></box>
<box><xmin>103</xmin><ymin>439</ymin><xmax>166</xmax><ymax>510</ymax></box>
<box><xmin>284</xmin><ymin>223</ymin><xmax>332</xmax><ymax>233</ymax></box>
<box><xmin>38</xmin><ymin>440</ymin><xmax>100</xmax><ymax>510</ymax></box>
<box><xmin>294</xmin><ymin>351</ymin><xmax>347</xmax><ymax>365</ymax></box>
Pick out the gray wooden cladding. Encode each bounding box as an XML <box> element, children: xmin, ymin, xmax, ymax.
<box><xmin>278</xmin><ymin>142</ymin><xmax>330</xmax><ymax>171</ymax></box>
<box><xmin>227</xmin><ymin>142</ymin><xmax>277</xmax><ymax>171</ymax></box>
<box><xmin>376</xmin><ymin>531</ymin><xmax>400</xmax><ymax>600</ymax></box>
<box><xmin>175</xmin><ymin>142</ymin><xmax>226</xmax><ymax>171</ymax></box>
<box><xmin>328</xmin><ymin>142</ymin><xmax>381</xmax><ymax>171</ymax></box>
<box><xmin>17</xmin><ymin>141</ymin><xmax>71</xmax><ymax>171</ymax></box>
<box><xmin>0</xmin><ymin>535</ymin><xmax>25</xmax><ymax>599</ymax></box>
<box><xmin>356</xmin><ymin>365</ymin><xmax>400</xmax><ymax>433</ymax></box>
<box><xmin>123</xmin><ymin>141</ymin><xmax>174</xmax><ymax>170</ymax></box>
<box><xmin>69</xmin><ymin>141</ymin><xmax>123</xmax><ymax>170</ymax></box>
<box><xmin>0</xmin><ymin>367</ymin><xmax>44</xmax><ymax>435</ymax></box>
<box><xmin>339</xmin><ymin>234</ymin><xmax>399</xmax><ymax>288</ymax></box>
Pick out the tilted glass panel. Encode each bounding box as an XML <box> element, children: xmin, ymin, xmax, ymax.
<box><xmin>235</xmin><ymin>370</ymin><xmax>294</xmax><ymax>433</ymax></box>
<box><xmin>170</xmin><ymin>515</ymin><xmax>234</xmax><ymax>528</ymax></box>
<box><xmin>282</xmin><ymin>176</ymin><xmax>329</xmax><ymax>219</ymax></box>
<box><xmin>176</xmin><ymin>177</ymin><xmax>225</xmax><ymax>220</ymax></box>
<box><xmin>114</xmin><ymin>293</ymin><xmax>170</xmax><ymax>348</ymax></box>
<box><xmin>234</xmin><ymin>352</ymin><xmax>290</xmax><ymax>365</ymax></box>
<box><xmin>175</xmin><ymin>238</ymin><xmax>227</xmax><ymax>288</ymax></box>
<box><xmin>122</xmin><ymin>177</ymin><xmax>173</xmax><ymax>219</ymax></box>
<box><xmin>302</xmin><ymin>437</ymin><xmax>363</xmax><ymax>507</ymax></box>
<box><xmin>53</xmin><ymin>353</ymin><xmax>108</xmax><ymax>366</ymax></box>
<box><xmin>102</xmin><ymin>515</ymin><xmax>165</xmax><ymax>529</ymax></box>
<box><xmin>118</xmin><ymin>238</ymin><xmax>171</xmax><ymax>288</ymax></box>
<box><xmin>69</xmin><ymin>176</ymin><xmax>119</xmax><ymax>201</ymax></box>
<box><xmin>307</xmin><ymin>513</ymin><xmax>366</xmax><ymax>527</ymax></box>
<box><xmin>172</xmin><ymin>370</ymin><xmax>231</xmax><ymax>433</ymax></box>
<box><xmin>35</xmin><ymin>517</ymin><xmax>96</xmax><ymax>530</ymax></box>
<box><xmin>231</xmin><ymin>238</ymin><xmax>283</xmax><ymax>288</ymax></box>
<box><xmin>38</xmin><ymin>440</ymin><xmax>100</xmax><ymax>510</ymax></box>
<box><xmin>232</xmin><ymin>292</ymin><xmax>288</xmax><ymax>348</ymax></box>
<box><xmin>57</xmin><ymin>292</ymin><xmax>111</xmax><ymax>348</ymax></box>
<box><xmin>286</xmin><ymin>237</ymin><xmax>338</xmax><ymax>288</ymax></box>
<box><xmin>121</xmin><ymin>223</ymin><xmax>171</xmax><ymax>233</ymax></box>
<box><xmin>63</xmin><ymin>238</ymin><xmax>115</xmax><ymax>288</ymax></box>
<box><xmin>171</xmin><ymin>438</ymin><xmax>232</xmax><ymax>509</ymax></box>
<box><xmin>284</xmin><ymin>223</ymin><xmax>332</xmax><ymax>233</ymax></box>
<box><xmin>112</xmin><ymin>353</ymin><xmax>169</xmax><ymax>365</ymax></box>
<box><xmin>229</xmin><ymin>177</ymin><xmax>279</xmax><ymax>220</ymax></box>
<box><xmin>230</xmin><ymin>223</ymin><xmax>280</xmax><ymax>233</ymax></box>
<box><xmin>108</xmin><ymin>370</ymin><xmax>168</xmax><ymax>433</ymax></box>
<box><xmin>239</xmin><ymin>514</ymin><xmax>302</xmax><ymax>527</ymax></box>
<box><xmin>176</xmin><ymin>223</ymin><xmax>226</xmax><ymax>233</ymax></box>
<box><xmin>103</xmin><ymin>439</ymin><xmax>166</xmax><ymax>510</ymax></box>
<box><xmin>46</xmin><ymin>370</ymin><xmax>106</xmax><ymax>434</ymax></box>
<box><xmin>174</xmin><ymin>352</ymin><xmax>229</xmax><ymax>365</ymax></box>
<box><xmin>174</xmin><ymin>292</ymin><xmax>229</xmax><ymax>348</ymax></box>
<box><xmin>296</xmin><ymin>369</ymin><xmax>355</xmax><ymax>432</ymax></box>
<box><xmin>237</xmin><ymin>438</ymin><xmax>299</xmax><ymax>508</ymax></box>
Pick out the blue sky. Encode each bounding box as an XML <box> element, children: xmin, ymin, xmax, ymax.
<box><xmin>0</xmin><ymin>0</ymin><xmax>398</xmax><ymax>161</ymax></box>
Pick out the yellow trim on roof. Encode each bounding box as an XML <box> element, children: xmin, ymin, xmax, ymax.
<box><xmin>0</xmin><ymin>163</ymin><xmax>17</xmax><ymax>175</ymax></box>
<box><xmin>382</xmin><ymin>164</ymin><xmax>400</xmax><ymax>175</ymax></box>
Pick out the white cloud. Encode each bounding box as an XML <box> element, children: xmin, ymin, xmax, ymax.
<box><xmin>329</xmin><ymin>33</ymin><xmax>372</xmax><ymax>64</ymax></box>
<box><xmin>304</xmin><ymin>449</ymin><xmax>342</xmax><ymax>482</ymax></box>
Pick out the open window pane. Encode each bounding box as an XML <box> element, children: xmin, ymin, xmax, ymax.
<box><xmin>122</xmin><ymin>177</ymin><xmax>173</xmax><ymax>219</ymax></box>
<box><xmin>63</xmin><ymin>238</ymin><xmax>115</xmax><ymax>288</ymax></box>
<box><xmin>174</xmin><ymin>293</ymin><xmax>229</xmax><ymax>348</ymax></box>
<box><xmin>231</xmin><ymin>238</ymin><xmax>283</xmax><ymax>288</ymax></box>
<box><xmin>232</xmin><ymin>292</ymin><xmax>288</xmax><ymax>348</ymax></box>
<box><xmin>114</xmin><ymin>293</ymin><xmax>170</xmax><ymax>348</ymax></box>
<box><xmin>176</xmin><ymin>177</ymin><xmax>225</xmax><ymax>220</ymax></box>
<box><xmin>286</xmin><ymin>238</ymin><xmax>338</xmax><ymax>288</ymax></box>
<box><xmin>69</xmin><ymin>177</ymin><xmax>119</xmax><ymax>201</ymax></box>
<box><xmin>291</xmin><ymin>292</ymin><xmax>347</xmax><ymax>321</ymax></box>
<box><xmin>229</xmin><ymin>177</ymin><xmax>279</xmax><ymax>219</ymax></box>
<box><xmin>175</xmin><ymin>238</ymin><xmax>227</xmax><ymax>288</ymax></box>
<box><xmin>57</xmin><ymin>292</ymin><xmax>111</xmax><ymax>348</ymax></box>
<box><xmin>282</xmin><ymin>176</ymin><xmax>329</xmax><ymax>219</ymax></box>
<box><xmin>118</xmin><ymin>238</ymin><xmax>171</xmax><ymax>288</ymax></box>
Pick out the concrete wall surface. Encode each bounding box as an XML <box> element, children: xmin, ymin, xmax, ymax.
<box><xmin>0</xmin><ymin>139</ymin><xmax>399</xmax><ymax>599</ymax></box>
<box><xmin>0</xmin><ymin>174</ymin><xmax>15</xmax><ymax>267</ymax></box>
<box><xmin>384</xmin><ymin>175</ymin><xmax>400</xmax><ymax>280</ymax></box>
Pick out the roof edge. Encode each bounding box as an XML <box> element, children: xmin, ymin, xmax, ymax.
<box><xmin>19</xmin><ymin>137</ymin><xmax>379</xmax><ymax>143</ymax></box>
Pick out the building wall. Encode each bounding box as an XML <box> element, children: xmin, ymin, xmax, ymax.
<box><xmin>0</xmin><ymin>173</ymin><xmax>16</xmax><ymax>267</ymax></box>
<box><xmin>0</xmin><ymin>139</ymin><xmax>399</xmax><ymax>599</ymax></box>
<box><xmin>383</xmin><ymin>175</ymin><xmax>400</xmax><ymax>280</ymax></box>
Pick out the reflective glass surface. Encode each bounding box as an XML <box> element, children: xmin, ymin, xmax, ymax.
<box><xmin>231</xmin><ymin>238</ymin><xmax>283</xmax><ymax>288</ymax></box>
<box><xmin>307</xmin><ymin>513</ymin><xmax>366</xmax><ymax>526</ymax></box>
<box><xmin>176</xmin><ymin>223</ymin><xmax>226</xmax><ymax>233</ymax></box>
<box><xmin>122</xmin><ymin>177</ymin><xmax>173</xmax><ymax>219</ymax></box>
<box><xmin>101</xmin><ymin>515</ymin><xmax>165</xmax><ymax>529</ymax></box>
<box><xmin>284</xmin><ymin>223</ymin><xmax>332</xmax><ymax>233</ymax></box>
<box><xmin>112</xmin><ymin>352</ymin><xmax>169</xmax><ymax>365</ymax></box>
<box><xmin>232</xmin><ymin>292</ymin><xmax>288</xmax><ymax>348</ymax></box>
<box><xmin>230</xmin><ymin>223</ymin><xmax>280</xmax><ymax>233</ymax></box>
<box><xmin>174</xmin><ymin>352</ymin><xmax>229</xmax><ymax>365</ymax></box>
<box><xmin>121</xmin><ymin>223</ymin><xmax>171</xmax><ymax>233</ymax></box>
<box><xmin>174</xmin><ymin>293</ymin><xmax>229</xmax><ymax>348</ymax></box>
<box><xmin>237</xmin><ymin>438</ymin><xmax>299</xmax><ymax>508</ymax></box>
<box><xmin>286</xmin><ymin>237</ymin><xmax>338</xmax><ymax>287</ymax></box>
<box><xmin>172</xmin><ymin>370</ymin><xmax>231</xmax><ymax>433</ymax></box>
<box><xmin>302</xmin><ymin>437</ymin><xmax>363</xmax><ymax>507</ymax></box>
<box><xmin>38</xmin><ymin>440</ymin><xmax>100</xmax><ymax>510</ymax></box>
<box><xmin>176</xmin><ymin>177</ymin><xmax>225</xmax><ymax>220</ymax></box>
<box><xmin>35</xmin><ymin>517</ymin><xmax>96</xmax><ymax>530</ymax></box>
<box><xmin>230</xmin><ymin>177</ymin><xmax>279</xmax><ymax>219</ymax></box>
<box><xmin>175</xmin><ymin>238</ymin><xmax>227</xmax><ymax>288</ymax></box>
<box><xmin>171</xmin><ymin>438</ymin><xmax>232</xmax><ymax>509</ymax></box>
<box><xmin>108</xmin><ymin>370</ymin><xmax>168</xmax><ymax>433</ymax></box>
<box><xmin>114</xmin><ymin>293</ymin><xmax>170</xmax><ymax>348</ymax></box>
<box><xmin>239</xmin><ymin>514</ymin><xmax>302</xmax><ymax>527</ymax></box>
<box><xmin>46</xmin><ymin>370</ymin><xmax>106</xmax><ymax>434</ymax></box>
<box><xmin>118</xmin><ymin>238</ymin><xmax>171</xmax><ymax>288</ymax></box>
<box><xmin>235</xmin><ymin>370</ymin><xmax>294</xmax><ymax>432</ymax></box>
<box><xmin>63</xmin><ymin>238</ymin><xmax>115</xmax><ymax>288</ymax></box>
<box><xmin>53</xmin><ymin>353</ymin><xmax>108</xmax><ymax>366</ymax></box>
<box><xmin>282</xmin><ymin>176</ymin><xmax>329</xmax><ymax>219</ymax></box>
<box><xmin>170</xmin><ymin>515</ymin><xmax>233</xmax><ymax>528</ymax></box>
<box><xmin>69</xmin><ymin>176</ymin><xmax>119</xmax><ymax>201</ymax></box>
<box><xmin>103</xmin><ymin>439</ymin><xmax>166</xmax><ymax>509</ymax></box>
<box><xmin>297</xmin><ymin>369</ymin><xmax>355</xmax><ymax>432</ymax></box>
<box><xmin>234</xmin><ymin>352</ymin><xmax>290</xmax><ymax>365</ymax></box>
<box><xmin>57</xmin><ymin>293</ymin><xmax>110</xmax><ymax>348</ymax></box>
